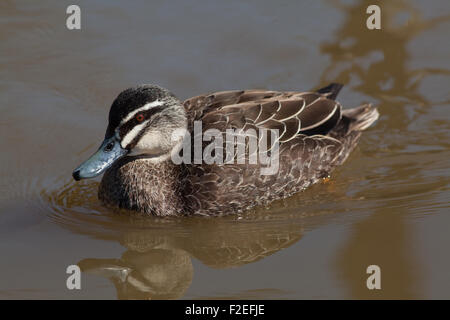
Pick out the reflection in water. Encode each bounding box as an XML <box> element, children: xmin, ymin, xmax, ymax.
<box><xmin>322</xmin><ymin>0</ymin><xmax>450</xmax><ymax>109</ymax></box>
<box><xmin>321</xmin><ymin>0</ymin><xmax>449</xmax><ymax>298</ymax></box>
<box><xmin>79</xmin><ymin>249</ymin><xmax>193</xmax><ymax>300</ymax></box>
<box><xmin>336</xmin><ymin>205</ymin><xmax>420</xmax><ymax>299</ymax></box>
<box><xmin>44</xmin><ymin>180</ymin><xmax>315</xmax><ymax>299</ymax></box>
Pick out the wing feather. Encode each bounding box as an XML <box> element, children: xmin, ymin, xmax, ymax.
<box><xmin>184</xmin><ymin>88</ymin><xmax>343</xmax><ymax>142</ymax></box>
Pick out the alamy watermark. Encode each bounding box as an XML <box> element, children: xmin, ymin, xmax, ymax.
<box><xmin>366</xmin><ymin>265</ymin><xmax>381</xmax><ymax>290</ymax></box>
<box><xmin>171</xmin><ymin>121</ymin><xmax>280</xmax><ymax>175</ymax></box>
<box><xmin>66</xmin><ymin>264</ymin><xmax>81</xmax><ymax>290</ymax></box>
<box><xmin>66</xmin><ymin>4</ymin><xmax>381</xmax><ymax>31</ymax></box>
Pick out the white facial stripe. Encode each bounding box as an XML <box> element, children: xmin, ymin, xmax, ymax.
<box><xmin>121</xmin><ymin>120</ymin><xmax>150</xmax><ymax>148</ymax></box>
<box><xmin>120</xmin><ymin>100</ymin><xmax>164</xmax><ymax>124</ymax></box>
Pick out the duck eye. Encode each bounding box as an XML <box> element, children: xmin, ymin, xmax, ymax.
<box><xmin>135</xmin><ymin>113</ymin><xmax>145</xmax><ymax>122</ymax></box>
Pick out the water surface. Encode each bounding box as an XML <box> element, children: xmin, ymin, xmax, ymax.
<box><xmin>0</xmin><ymin>0</ymin><xmax>449</xmax><ymax>299</ymax></box>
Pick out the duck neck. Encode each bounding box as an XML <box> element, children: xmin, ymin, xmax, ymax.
<box><xmin>99</xmin><ymin>157</ymin><xmax>185</xmax><ymax>216</ymax></box>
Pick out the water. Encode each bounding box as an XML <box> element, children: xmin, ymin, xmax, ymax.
<box><xmin>0</xmin><ymin>0</ymin><xmax>449</xmax><ymax>299</ymax></box>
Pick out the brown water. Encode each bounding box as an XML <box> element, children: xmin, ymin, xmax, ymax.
<box><xmin>0</xmin><ymin>0</ymin><xmax>449</xmax><ymax>299</ymax></box>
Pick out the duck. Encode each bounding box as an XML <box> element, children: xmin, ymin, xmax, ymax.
<box><xmin>72</xmin><ymin>83</ymin><xmax>379</xmax><ymax>216</ymax></box>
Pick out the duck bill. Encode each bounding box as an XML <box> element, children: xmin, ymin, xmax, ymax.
<box><xmin>72</xmin><ymin>137</ymin><xmax>128</xmax><ymax>181</ymax></box>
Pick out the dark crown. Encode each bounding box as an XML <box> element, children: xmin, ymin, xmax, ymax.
<box><xmin>105</xmin><ymin>85</ymin><xmax>177</xmax><ymax>138</ymax></box>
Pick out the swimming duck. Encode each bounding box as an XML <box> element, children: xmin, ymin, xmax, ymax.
<box><xmin>72</xmin><ymin>83</ymin><xmax>379</xmax><ymax>216</ymax></box>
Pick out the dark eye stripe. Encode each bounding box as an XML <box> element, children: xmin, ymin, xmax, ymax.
<box><xmin>118</xmin><ymin>106</ymin><xmax>165</xmax><ymax>148</ymax></box>
<box><xmin>127</xmin><ymin>120</ymin><xmax>153</xmax><ymax>150</ymax></box>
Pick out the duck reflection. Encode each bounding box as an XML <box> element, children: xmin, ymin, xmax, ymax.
<box><xmin>79</xmin><ymin>248</ymin><xmax>193</xmax><ymax>300</ymax></box>
<box><xmin>47</xmin><ymin>179</ymin><xmax>330</xmax><ymax>299</ymax></box>
<box><xmin>77</xmin><ymin>215</ymin><xmax>304</xmax><ymax>299</ymax></box>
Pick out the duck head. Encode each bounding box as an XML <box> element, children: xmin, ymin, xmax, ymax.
<box><xmin>72</xmin><ymin>85</ymin><xmax>187</xmax><ymax>181</ymax></box>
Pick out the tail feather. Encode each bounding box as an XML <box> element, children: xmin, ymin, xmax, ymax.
<box><xmin>316</xmin><ymin>83</ymin><xmax>344</xmax><ymax>100</ymax></box>
<box><xmin>342</xmin><ymin>104</ymin><xmax>379</xmax><ymax>132</ymax></box>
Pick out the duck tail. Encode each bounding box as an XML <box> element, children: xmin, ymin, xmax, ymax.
<box><xmin>342</xmin><ymin>104</ymin><xmax>379</xmax><ymax>132</ymax></box>
<box><xmin>316</xmin><ymin>83</ymin><xmax>344</xmax><ymax>100</ymax></box>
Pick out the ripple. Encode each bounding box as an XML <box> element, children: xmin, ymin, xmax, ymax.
<box><xmin>40</xmin><ymin>178</ymin><xmax>131</xmax><ymax>235</ymax></box>
<box><xmin>37</xmin><ymin>172</ymin><xmax>347</xmax><ymax>241</ymax></box>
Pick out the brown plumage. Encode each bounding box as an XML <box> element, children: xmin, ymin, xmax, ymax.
<box><xmin>75</xmin><ymin>83</ymin><xmax>379</xmax><ymax>216</ymax></box>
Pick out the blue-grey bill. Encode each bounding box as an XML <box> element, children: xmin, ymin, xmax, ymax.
<box><xmin>72</xmin><ymin>137</ymin><xmax>128</xmax><ymax>181</ymax></box>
